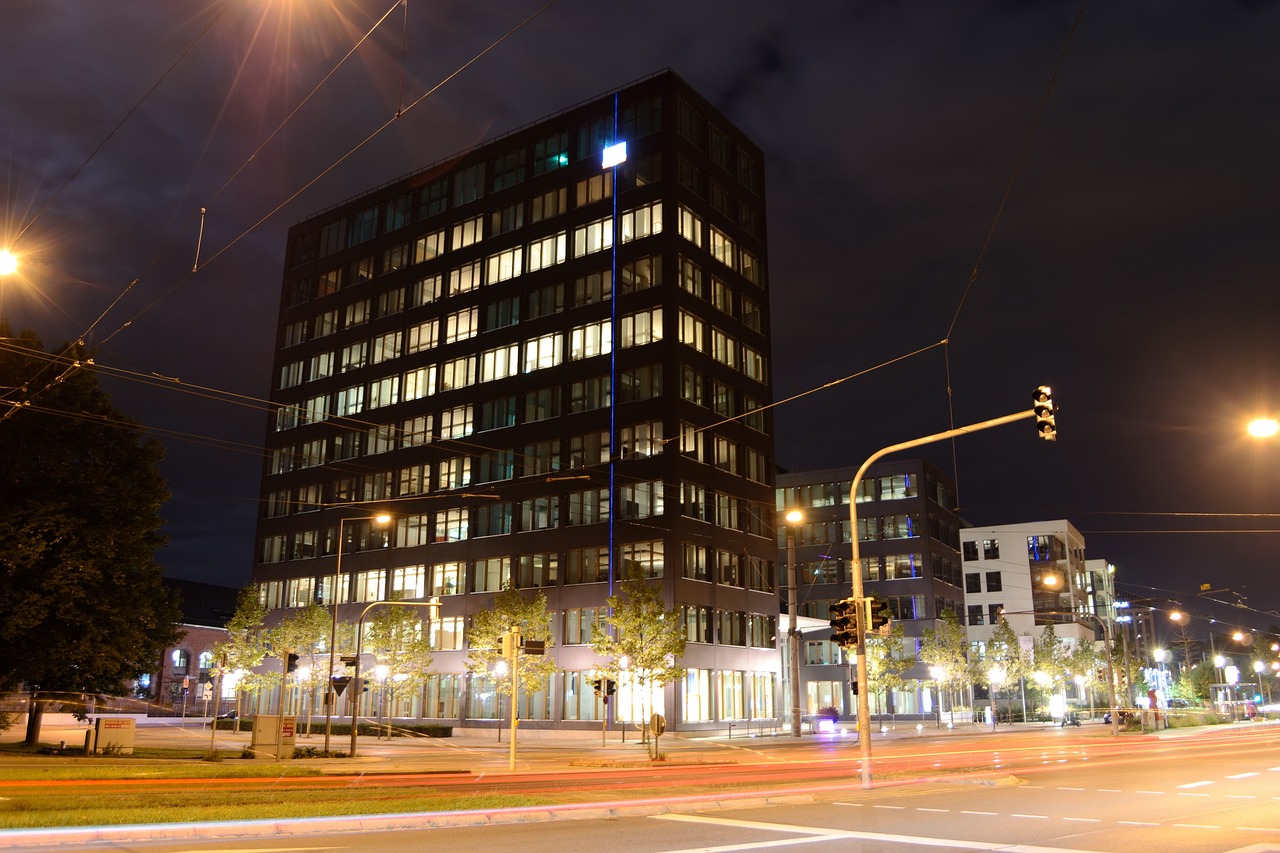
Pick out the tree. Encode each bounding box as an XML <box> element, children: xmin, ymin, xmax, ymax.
<box><xmin>466</xmin><ymin>587</ymin><xmax>557</xmax><ymax>723</ymax></box>
<box><xmin>592</xmin><ymin>568</ymin><xmax>686</xmax><ymax>757</ymax></box>
<box><xmin>864</xmin><ymin>616</ymin><xmax>915</xmax><ymax>719</ymax></box>
<box><xmin>919</xmin><ymin>609</ymin><xmax>970</xmax><ymax>726</ymax></box>
<box><xmin>0</xmin><ymin>326</ymin><xmax>180</xmax><ymax>744</ymax></box>
<box><xmin>364</xmin><ymin>594</ymin><xmax>435</xmax><ymax>737</ymax></box>
<box><xmin>270</xmin><ymin>602</ymin><xmax>331</xmax><ymax>729</ymax></box>
<box><xmin>211</xmin><ymin>587</ymin><xmax>269</xmax><ymax>721</ymax></box>
<box><xmin>982</xmin><ymin>618</ymin><xmax>1031</xmax><ymax>723</ymax></box>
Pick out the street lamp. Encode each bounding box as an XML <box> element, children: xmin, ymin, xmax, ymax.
<box><xmin>0</xmin><ymin>248</ymin><xmax>17</xmax><ymax>276</ymax></box>
<box><xmin>323</xmin><ymin>512</ymin><xmax>392</xmax><ymax>753</ymax></box>
<box><xmin>784</xmin><ymin>508</ymin><xmax>804</xmax><ymax>738</ymax></box>
<box><xmin>1247</xmin><ymin>418</ymin><xmax>1279</xmax><ymax>438</ymax></box>
<box><xmin>928</xmin><ymin>666</ymin><xmax>946</xmax><ymax>728</ymax></box>
<box><xmin>988</xmin><ymin>666</ymin><xmax>1006</xmax><ymax>729</ymax></box>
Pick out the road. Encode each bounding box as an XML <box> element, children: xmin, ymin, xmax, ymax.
<box><xmin>11</xmin><ymin>722</ymin><xmax>1280</xmax><ymax>852</ymax></box>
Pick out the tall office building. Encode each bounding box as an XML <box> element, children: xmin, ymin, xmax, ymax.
<box><xmin>776</xmin><ymin>461</ymin><xmax>965</xmax><ymax>719</ymax></box>
<box><xmin>252</xmin><ymin>70</ymin><xmax>778</xmax><ymax>732</ymax></box>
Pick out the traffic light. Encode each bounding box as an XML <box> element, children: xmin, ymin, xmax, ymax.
<box><xmin>1033</xmin><ymin>385</ymin><xmax>1056</xmax><ymax>441</ymax></box>
<box><xmin>865</xmin><ymin>596</ymin><xmax>891</xmax><ymax>635</ymax></box>
<box><xmin>829</xmin><ymin>597</ymin><xmax>860</xmax><ymax>648</ymax></box>
<box><xmin>286</xmin><ymin>653</ymin><xmax>299</xmax><ymax>673</ymax></box>
<box><xmin>591</xmin><ymin>678</ymin><xmax>602</xmax><ymax>697</ymax></box>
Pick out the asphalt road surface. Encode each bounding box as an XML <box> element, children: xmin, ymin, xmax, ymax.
<box><xmin>13</xmin><ymin>722</ymin><xmax>1280</xmax><ymax>852</ymax></box>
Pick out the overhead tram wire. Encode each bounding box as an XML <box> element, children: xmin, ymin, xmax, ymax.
<box><xmin>935</xmin><ymin>0</ymin><xmax>1088</xmax><ymax>509</ymax></box>
<box><xmin>102</xmin><ymin>0</ymin><xmax>563</xmax><ymax>349</ymax></box>
<box><xmin>9</xmin><ymin>2</ymin><xmax>557</xmax><ymax>426</ymax></box>
<box><xmin>198</xmin><ymin>0</ymin><xmax>406</xmax><ymax>217</ymax></box>
<box><xmin>663</xmin><ymin>338</ymin><xmax>949</xmax><ymax>444</ymax></box>
<box><xmin>11</xmin><ymin>6</ymin><xmax>227</xmax><ymax>247</ymax></box>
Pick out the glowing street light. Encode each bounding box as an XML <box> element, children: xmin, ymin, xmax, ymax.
<box><xmin>0</xmin><ymin>249</ymin><xmax>17</xmax><ymax>276</ymax></box>
<box><xmin>1247</xmin><ymin>418</ymin><xmax>1279</xmax><ymax>438</ymax></box>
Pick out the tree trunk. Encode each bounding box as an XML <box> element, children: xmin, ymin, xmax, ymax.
<box><xmin>24</xmin><ymin>694</ymin><xmax>45</xmax><ymax>747</ymax></box>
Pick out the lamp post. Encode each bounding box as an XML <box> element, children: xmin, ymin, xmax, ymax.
<box><xmin>928</xmin><ymin>666</ymin><xmax>945</xmax><ymax>728</ymax></box>
<box><xmin>784</xmin><ymin>508</ymin><xmax>804</xmax><ymax>737</ymax></box>
<box><xmin>988</xmin><ymin>666</ymin><xmax>1006</xmax><ymax>729</ymax></box>
<box><xmin>323</xmin><ymin>512</ymin><xmax>391</xmax><ymax>753</ymax></box>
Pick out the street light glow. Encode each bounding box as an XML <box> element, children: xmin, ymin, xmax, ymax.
<box><xmin>1247</xmin><ymin>418</ymin><xmax>1279</xmax><ymax>438</ymax></box>
<box><xmin>0</xmin><ymin>249</ymin><xmax>17</xmax><ymax>276</ymax></box>
<box><xmin>785</xmin><ymin>509</ymin><xmax>803</xmax><ymax>524</ymax></box>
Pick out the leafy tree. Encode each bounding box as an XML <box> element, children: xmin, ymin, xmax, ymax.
<box><xmin>919</xmin><ymin>609</ymin><xmax>969</xmax><ymax>726</ymax></box>
<box><xmin>270</xmin><ymin>602</ymin><xmax>331</xmax><ymax>728</ymax></box>
<box><xmin>864</xmin><ymin>616</ymin><xmax>915</xmax><ymax>718</ymax></box>
<box><xmin>466</xmin><ymin>587</ymin><xmax>557</xmax><ymax>718</ymax></box>
<box><xmin>211</xmin><ymin>587</ymin><xmax>269</xmax><ymax>720</ymax></box>
<box><xmin>0</xmin><ymin>326</ymin><xmax>180</xmax><ymax>744</ymax></box>
<box><xmin>981</xmin><ymin>619</ymin><xmax>1030</xmax><ymax>722</ymax></box>
<box><xmin>592</xmin><ymin>569</ymin><xmax>686</xmax><ymax>757</ymax></box>
<box><xmin>1176</xmin><ymin>660</ymin><xmax>1213</xmax><ymax>704</ymax></box>
<box><xmin>364</xmin><ymin>594</ymin><xmax>435</xmax><ymax>736</ymax></box>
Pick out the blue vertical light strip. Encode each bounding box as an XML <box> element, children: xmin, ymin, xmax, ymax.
<box><xmin>607</xmin><ymin>91</ymin><xmax>620</xmax><ymax>597</ymax></box>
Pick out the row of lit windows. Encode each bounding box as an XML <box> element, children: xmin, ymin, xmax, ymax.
<box><xmin>279</xmin><ymin>202</ymin><xmax>762</xmax><ymax>359</ymax></box>
<box><xmin>288</xmin><ymin>94</ymin><xmax>666</xmax><ymax>268</ymax></box>
<box><xmin>274</xmin><ymin>314</ymin><xmax>666</xmax><ymax>423</ymax></box>
<box><xmin>288</xmin><ymin>184</ymin><xmax>660</xmax><ymax>309</ymax></box>
<box><xmin>259</xmin><ymin>487</ymin><xmax>775</xmax><ymax>562</ymax></box>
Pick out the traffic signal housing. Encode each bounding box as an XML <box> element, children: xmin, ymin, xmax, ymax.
<box><xmin>865</xmin><ymin>596</ymin><xmax>892</xmax><ymax>635</ymax></box>
<box><xmin>829</xmin><ymin>597</ymin><xmax>860</xmax><ymax>648</ymax></box>
<box><xmin>286</xmin><ymin>653</ymin><xmax>299</xmax><ymax>673</ymax></box>
<box><xmin>1033</xmin><ymin>385</ymin><xmax>1056</xmax><ymax>441</ymax></box>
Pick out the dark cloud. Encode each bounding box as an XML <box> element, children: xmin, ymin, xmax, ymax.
<box><xmin>3</xmin><ymin>0</ymin><xmax>1279</xmax><ymax>624</ymax></box>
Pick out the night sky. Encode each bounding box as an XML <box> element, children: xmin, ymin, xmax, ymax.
<box><xmin>4</xmin><ymin>1</ymin><xmax>1278</xmax><ymax>637</ymax></box>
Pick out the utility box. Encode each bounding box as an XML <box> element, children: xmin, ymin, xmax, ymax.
<box><xmin>85</xmin><ymin>717</ymin><xmax>136</xmax><ymax>755</ymax></box>
<box><xmin>249</xmin><ymin>714</ymin><xmax>297</xmax><ymax>760</ymax></box>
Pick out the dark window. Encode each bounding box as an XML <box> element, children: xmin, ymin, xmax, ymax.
<box><xmin>962</xmin><ymin>541</ymin><xmax>979</xmax><ymax>561</ymax></box>
<box><xmin>985</xmin><ymin>571</ymin><xmax>1002</xmax><ymax>592</ymax></box>
<box><xmin>967</xmin><ymin>605</ymin><xmax>985</xmax><ymax>626</ymax></box>
<box><xmin>965</xmin><ymin>572</ymin><xmax>982</xmax><ymax>594</ymax></box>
<box><xmin>988</xmin><ymin>603</ymin><xmax>1004</xmax><ymax>625</ymax></box>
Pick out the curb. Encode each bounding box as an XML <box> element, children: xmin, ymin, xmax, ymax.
<box><xmin>0</xmin><ymin>792</ymin><xmax>818</xmax><ymax>848</ymax></box>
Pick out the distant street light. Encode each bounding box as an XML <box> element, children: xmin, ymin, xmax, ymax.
<box><xmin>323</xmin><ymin>512</ymin><xmax>392</xmax><ymax>753</ymax></box>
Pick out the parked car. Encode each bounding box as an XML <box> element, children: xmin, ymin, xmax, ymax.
<box><xmin>1168</xmin><ymin>698</ymin><xmax>1191</xmax><ymax>709</ymax></box>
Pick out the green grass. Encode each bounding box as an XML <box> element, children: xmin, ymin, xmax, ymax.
<box><xmin>0</xmin><ymin>786</ymin><xmax>549</xmax><ymax>829</ymax></box>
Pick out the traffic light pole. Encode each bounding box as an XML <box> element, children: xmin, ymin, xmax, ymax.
<box><xmin>848</xmin><ymin>406</ymin><xmax>1037</xmax><ymax>788</ymax></box>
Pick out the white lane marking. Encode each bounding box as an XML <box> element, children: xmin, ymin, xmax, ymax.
<box><xmin>1173</xmin><ymin>824</ymin><xmax>1220</xmax><ymax>829</ymax></box>
<box><xmin>1227</xmin><ymin>772</ymin><xmax>1260</xmax><ymax>779</ymax></box>
<box><xmin>1136</xmin><ymin>790</ymin><xmax>1165</xmax><ymax>795</ymax></box>
<box><xmin>1118</xmin><ymin>821</ymin><xmax>1160</xmax><ymax>827</ymax></box>
<box><xmin>1057</xmin><ymin>786</ymin><xmax>1085</xmax><ymax>791</ymax></box>
<box><xmin>1177</xmin><ymin>793</ymin><xmax>1211</xmax><ymax>798</ymax></box>
<box><xmin>1098</xmin><ymin>788</ymin><xmax>1122</xmax><ymax>793</ymax></box>
<box><xmin>1062</xmin><ymin>818</ymin><xmax>1101</xmax><ymax>823</ymax></box>
<box><xmin>1011</xmin><ymin>814</ymin><xmax>1049</xmax><ymax>819</ymax></box>
<box><xmin>1178</xmin><ymin>780</ymin><xmax>1215</xmax><ymax>789</ymax></box>
<box><xmin>918</xmin><ymin>808</ymin><xmax>950</xmax><ymax>813</ymax></box>
<box><xmin>1226</xmin><ymin>795</ymin><xmax>1257</xmax><ymax>800</ymax></box>
<box><xmin>961</xmin><ymin>811</ymin><xmax>997</xmax><ymax>816</ymax></box>
<box><xmin>874</xmin><ymin>805</ymin><xmax>907</xmax><ymax>810</ymax></box>
<box><xmin>649</xmin><ymin>813</ymin><xmax>1113</xmax><ymax>853</ymax></box>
